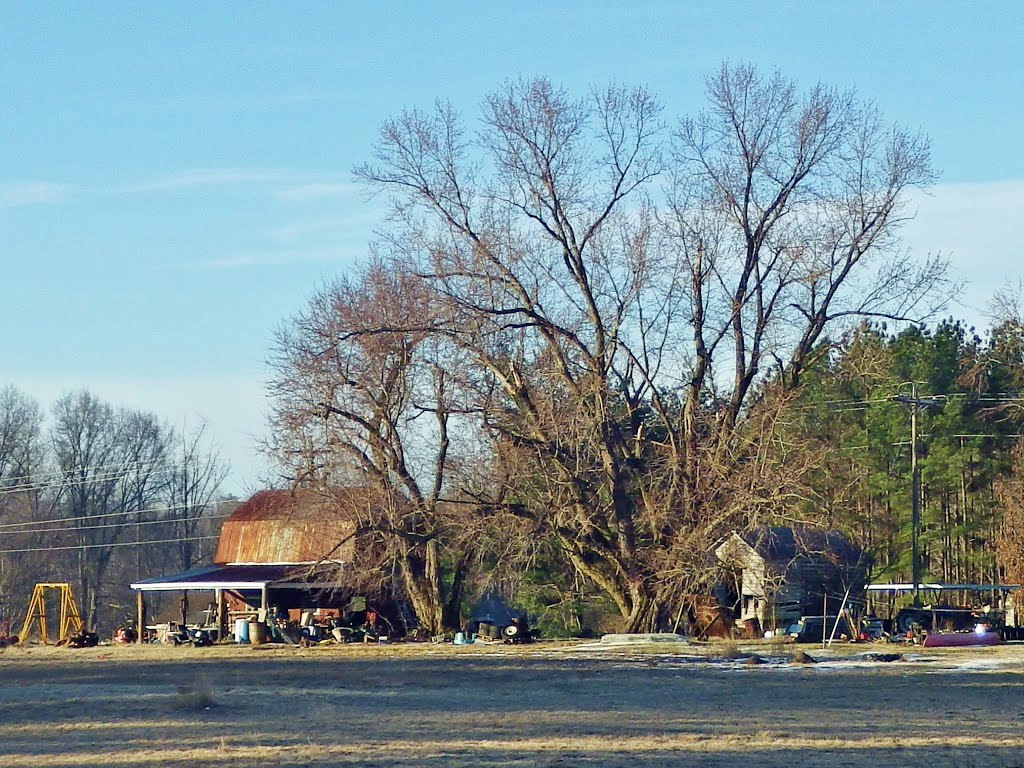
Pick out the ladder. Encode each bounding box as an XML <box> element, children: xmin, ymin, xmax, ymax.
<box><xmin>17</xmin><ymin>583</ymin><xmax>84</xmax><ymax>645</ymax></box>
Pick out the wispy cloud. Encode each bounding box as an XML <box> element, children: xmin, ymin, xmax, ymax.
<box><xmin>143</xmin><ymin>90</ymin><xmax>337</xmax><ymax>114</ymax></box>
<box><xmin>120</xmin><ymin>168</ymin><xmax>358</xmax><ymax>200</ymax></box>
<box><xmin>192</xmin><ymin>247</ymin><xmax>360</xmax><ymax>270</ymax></box>
<box><xmin>266</xmin><ymin>207</ymin><xmax>381</xmax><ymax>246</ymax></box>
<box><xmin>0</xmin><ymin>181</ymin><xmax>72</xmax><ymax>208</ymax></box>
<box><xmin>125</xmin><ymin>167</ymin><xmax>300</xmax><ymax>193</ymax></box>
<box><xmin>274</xmin><ymin>182</ymin><xmax>360</xmax><ymax>202</ymax></box>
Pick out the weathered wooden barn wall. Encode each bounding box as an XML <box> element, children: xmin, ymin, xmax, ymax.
<box><xmin>715</xmin><ymin>527</ymin><xmax>870</xmax><ymax>634</ymax></box>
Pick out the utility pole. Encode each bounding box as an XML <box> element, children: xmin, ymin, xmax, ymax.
<box><xmin>892</xmin><ymin>383</ymin><xmax>943</xmax><ymax>607</ymax></box>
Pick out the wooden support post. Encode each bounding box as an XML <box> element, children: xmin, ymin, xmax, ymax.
<box><xmin>260</xmin><ymin>586</ymin><xmax>268</xmax><ymax>614</ymax></box>
<box><xmin>215</xmin><ymin>589</ymin><xmax>228</xmax><ymax>641</ymax></box>
<box><xmin>827</xmin><ymin>585</ymin><xmax>853</xmax><ymax>647</ymax></box>
<box><xmin>59</xmin><ymin>590</ymin><xmax>68</xmax><ymax>639</ymax></box>
<box><xmin>822</xmin><ymin>592</ymin><xmax>828</xmax><ymax>650</ymax></box>
<box><xmin>136</xmin><ymin>590</ymin><xmax>145</xmax><ymax>645</ymax></box>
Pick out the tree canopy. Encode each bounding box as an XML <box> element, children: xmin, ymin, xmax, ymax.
<box><xmin>269</xmin><ymin>64</ymin><xmax>965</xmax><ymax>633</ymax></box>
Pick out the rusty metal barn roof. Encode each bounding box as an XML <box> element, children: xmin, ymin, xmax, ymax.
<box><xmin>213</xmin><ymin>489</ymin><xmax>357</xmax><ymax>566</ymax></box>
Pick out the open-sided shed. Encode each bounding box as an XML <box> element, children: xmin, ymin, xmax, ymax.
<box><xmin>130</xmin><ymin>489</ymin><xmax>358</xmax><ymax>641</ymax></box>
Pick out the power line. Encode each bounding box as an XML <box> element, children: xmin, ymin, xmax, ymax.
<box><xmin>0</xmin><ymin>462</ymin><xmax>186</xmax><ymax>498</ymax></box>
<box><xmin>0</xmin><ymin>499</ymin><xmax>227</xmax><ymax>531</ymax></box>
<box><xmin>1</xmin><ymin>512</ymin><xmax>233</xmax><ymax>537</ymax></box>
<box><xmin>0</xmin><ymin>534</ymin><xmax>220</xmax><ymax>556</ymax></box>
<box><xmin>0</xmin><ymin>458</ymin><xmax>184</xmax><ymax>491</ymax></box>
<box><xmin>795</xmin><ymin>397</ymin><xmax>892</xmax><ymax>411</ymax></box>
<box><xmin>0</xmin><ymin>458</ymin><xmax>173</xmax><ymax>487</ymax></box>
<box><xmin>796</xmin><ymin>392</ymin><xmax>1024</xmax><ymax>420</ymax></box>
<box><xmin>1</xmin><ymin>467</ymin><xmax>179</xmax><ymax>497</ymax></box>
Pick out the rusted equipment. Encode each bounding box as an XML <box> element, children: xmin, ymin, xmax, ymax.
<box><xmin>0</xmin><ymin>617</ymin><xmax>15</xmax><ymax>647</ymax></box>
<box><xmin>469</xmin><ymin>591</ymin><xmax>531</xmax><ymax>643</ymax></box>
<box><xmin>17</xmin><ymin>583</ymin><xmax>84</xmax><ymax>645</ymax></box>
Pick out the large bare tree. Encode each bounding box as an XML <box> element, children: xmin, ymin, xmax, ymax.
<box><xmin>0</xmin><ymin>385</ymin><xmax>43</xmax><ymax>494</ymax></box>
<box><xmin>645</xmin><ymin>65</ymin><xmax>947</xmax><ymax>618</ymax></box>
<box><xmin>51</xmin><ymin>390</ymin><xmax>173</xmax><ymax>629</ymax></box>
<box><xmin>269</xmin><ymin>259</ymin><xmax>473</xmax><ymax>633</ymax></box>
<box><xmin>163</xmin><ymin>421</ymin><xmax>228</xmax><ymax>623</ymax></box>
<box><xmin>0</xmin><ymin>386</ymin><xmax>46</xmax><ymax>626</ymax></box>
<box><xmin>344</xmin><ymin>65</ymin><xmax>946</xmax><ymax>631</ymax></box>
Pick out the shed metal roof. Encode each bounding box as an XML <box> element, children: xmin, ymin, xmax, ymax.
<box><xmin>866</xmin><ymin>582</ymin><xmax>1020</xmax><ymax>593</ymax></box>
<box><xmin>738</xmin><ymin>526</ymin><xmax>865</xmax><ymax>565</ymax></box>
<box><xmin>130</xmin><ymin>563</ymin><xmax>343</xmax><ymax>592</ymax></box>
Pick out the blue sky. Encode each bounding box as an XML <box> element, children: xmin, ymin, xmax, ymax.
<box><xmin>2</xmin><ymin>2</ymin><xmax>1022</xmax><ymax>494</ymax></box>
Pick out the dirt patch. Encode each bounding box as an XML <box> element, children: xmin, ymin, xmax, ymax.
<box><xmin>2</xmin><ymin>642</ymin><xmax>1024</xmax><ymax>767</ymax></box>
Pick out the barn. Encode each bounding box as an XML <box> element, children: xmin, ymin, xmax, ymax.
<box><xmin>714</xmin><ymin>526</ymin><xmax>870</xmax><ymax>637</ymax></box>
<box><xmin>130</xmin><ymin>489</ymin><xmax>361</xmax><ymax>642</ymax></box>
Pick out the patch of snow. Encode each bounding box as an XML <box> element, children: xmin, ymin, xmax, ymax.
<box><xmin>599</xmin><ymin>633</ymin><xmax>690</xmax><ymax>645</ymax></box>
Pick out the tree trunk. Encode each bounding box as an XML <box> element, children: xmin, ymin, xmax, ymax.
<box><xmin>622</xmin><ymin>591</ymin><xmax>659</xmax><ymax>633</ymax></box>
<box><xmin>78</xmin><ymin>554</ymin><xmax>90</xmax><ymax>630</ymax></box>
<box><xmin>442</xmin><ymin>555</ymin><xmax>468</xmax><ymax>631</ymax></box>
<box><xmin>87</xmin><ymin>585</ymin><xmax>99</xmax><ymax>634</ymax></box>
<box><xmin>399</xmin><ymin>540</ymin><xmax>447</xmax><ymax>634</ymax></box>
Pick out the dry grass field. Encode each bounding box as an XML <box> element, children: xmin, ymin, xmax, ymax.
<box><xmin>2</xmin><ymin>640</ymin><xmax>1024</xmax><ymax>767</ymax></box>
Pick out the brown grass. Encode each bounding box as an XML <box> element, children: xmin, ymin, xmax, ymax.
<box><xmin>2</xmin><ymin>641</ymin><xmax>1024</xmax><ymax>767</ymax></box>
<box><xmin>171</xmin><ymin>675</ymin><xmax>217</xmax><ymax>711</ymax></box>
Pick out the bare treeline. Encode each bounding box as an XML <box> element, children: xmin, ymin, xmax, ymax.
<box><xmin>0</xmin><ymin>386</ymin><xmax>227</xmax><ymax>633</ymax></box>
<box><xmin>270</xmin><ymin>64</ymin><xmax>950</xmax><ymax>633</ymax></box>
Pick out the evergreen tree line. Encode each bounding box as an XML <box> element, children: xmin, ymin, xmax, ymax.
<box><xmin>795</xmin><ymin>317</ymin><xmax>1024</xmax><ymax>590</ymax></box>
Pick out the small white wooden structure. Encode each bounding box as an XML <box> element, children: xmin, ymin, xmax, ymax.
<box><xmin>714</xmin><ymin>527</ymin><xmax>869</xmax><ymax>634</ymax></box>
<box><xmin>714</xmin><ymin>532</ymin><xmax>769</xmax><ymax>626</ymax></box>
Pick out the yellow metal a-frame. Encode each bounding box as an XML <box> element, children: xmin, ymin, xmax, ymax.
<box><xmin>17</xmin><ymin>583</ymin><xmax>84</xmax><ymax>645</ymax></box>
